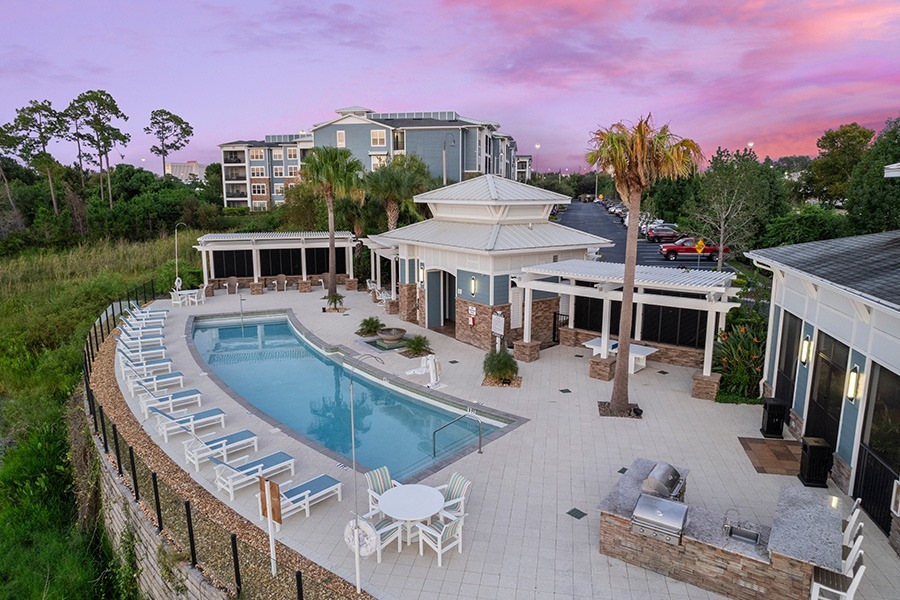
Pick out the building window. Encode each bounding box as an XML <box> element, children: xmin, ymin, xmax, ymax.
<box><xmin>371</xmin><ymin>154</ymin><xmax>388</xmax><ymax>170</ymax></box>
<box><xmin>274</xmin><ymin>183</ymin><xmax>284</xmax><ymax>196</ymax></box>
<box><xmin>864</xmin><ymin>363</ymin><xmax>900</xmax><ymax>471</ymax></box>
<box><xmin>371</xmin><ymin>130</ymin><xmax>386</xmax><ymax>147</ymax></box>
<box><xmin>272</xmin><ymin>149</ymin><xmax>283</xmax><ymax>161</ymax></box>
<box><xmin>251</xmin><ymin>183</ymin><xmax>267</xmax><ymax>195</ymax></box>
<box><xmin>393</xmin><ymin>131</ymin><xmax>405</xmax><ymax>151</ymax></box>
<box><xmin>273</xmin><ymin>166</ymin><xmax>284</xmax><ymax>178</ymax></box>
<box><xmin>249</xmin><ymin>149</ymin><xmax>265</xmax><ymax>161</ymax></box>
<box><xmin>250</xmin><ymin>166</ymin><xmax>266</xmax><ymax>177</ymax></box>
<box><xmin>287</xmin><ymin>148</ymin><xmax>298</xmax><ymax>160</ymax></box>
<box><xmin>336</xmin><ymin>130</ymin><xmax>346</xmax><ymax>147</ymax></box>
<box><xmin>287</xmin><ymin>165</ymin><xmax>298</xmax><ymax>177</ymax></box>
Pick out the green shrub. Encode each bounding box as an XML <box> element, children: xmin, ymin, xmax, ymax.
<box><xmin>327</xmin><ymin>293</ymin><xmax>344</xmax><ymax>310</ymax></box>
<box><xmin>405</xmin><ymin>335</ymin><xmax>432</xmax><ymax>357</ymax></box>
<box><xmin>715</xmin><ymin>390</ymin><xmax>765</xmax><ymax>405</ymax></box>
<box><xmin>483</xmin><ymin>347</ymin><xmax>519</xmax><ymax>381</ymax></box>
<box><xmin>222</xmin><ymin>206</ymin><xmax>249</xmax><ymax>216</ymax></box>
<box><xmin>155</xmin><ymin>259</ymin><xmax>202</xmax><ymax>292</ymax></box>
<box><xmin>713</xmin><ymin>314</ymin><xmax>767</xmax><ymax>399</ymax></box>
<box><xmin>357</xmin><ymin>316</ymin><xmax>385</xmax><ymax>337</ymax></box>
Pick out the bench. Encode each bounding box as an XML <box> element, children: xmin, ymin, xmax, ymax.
<box><xmin>583</xmin><ymin>337</ymin><xmax>657</xmax><ymax>374</ymax></box>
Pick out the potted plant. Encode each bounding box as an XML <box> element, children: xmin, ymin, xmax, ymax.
<box><xmin>483</xmin><ymin>346</ymin><xmax>519</xmax><ymax>386</ymax></box>
<box><xmin>357</xmin><ymin>316</ymin><xmax>385</xmax><ymax>337</ymax></box>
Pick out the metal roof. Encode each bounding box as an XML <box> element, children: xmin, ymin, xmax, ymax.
<box><xmin>745</xmin><ymin>230</ymin><xmax>900</xmax><ymax>312</ymax></box>
<box><xmin>197</xmin><ymin>231</ymin><xmax>354</xmax><ymax>243</ymax></box>
<box><xmin>885</xmin><ymin>162</ymin><xmax>900</xmax><ymax>178</ymax></box>
<box><xmin>415</xmin><ymin>175</ymin><xmax>571</xmax><ymax>204</ymax></box>
<box><xmin>524</xmin><ymin>259</ymin><xmax>737</xmax><ymax>292</ymax></box>
<box><xmin>368</xmin><ymin>117</ymin><xmax>464</xmax><ymax>128</ymax></box>
<box><xmin>374</xmin><ymin>221</ymin><xmax>611</xmax><ymax>252</ymax></box>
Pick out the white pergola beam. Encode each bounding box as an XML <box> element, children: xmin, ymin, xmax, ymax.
<box><xmin>520</xmin><ymin>279</ymin><xmax>739</xmax><ymax>313</ymax></box>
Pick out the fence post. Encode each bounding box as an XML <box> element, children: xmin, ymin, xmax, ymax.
<box><xmin>230</xmin><ymin>533</ymin><xmax>242</xmax><ymax>594</ymax></box>
<box><xmin>98</xmin><ymin>405</ymin><xmax>108</xmax><ymax>453</ymax></box>
<box><xmin>88</xmin><ymin>389</ymin><xmax>98</xmax><ymax>431</ymax></box>
<box><xmin>185</xmin><ymin>501</ymin><xmax>197</xmax><ymax>567</ymax></box>
<box><xmin>151</xmin><ymin>280</ymin><xmax>156</xmax><ymax>300</ymax></box>
<box><xmin>112</xmin><ymin>424</ymin><xmax>122</xmax><ymax>476</ymax></box>
<box><xmin>296</xmin><ymin>571</ymin><xmax>304</xmax><ymax>600</ymax></box>
<box><xmin>88</xmin><ymin>331</ymin><xmax>95</xmax><ymax>363</ymax></box>
<box><xmin>152</xmin><ymin>472</ymin><xmax>163</xmax><ymax>532</ymax></box>
<box><xmin>128</xmin><ymin>447</ymin><xmax>139</xmax><ymax>501</ymax></box>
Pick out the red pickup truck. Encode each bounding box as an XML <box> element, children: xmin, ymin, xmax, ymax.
<box><xmin>658</xmin><ymin>238</ymin><xmax>729</xmax><ymax>261</ymax></box>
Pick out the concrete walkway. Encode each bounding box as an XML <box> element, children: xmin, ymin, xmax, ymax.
<box><xmin>122</xmin><ymin>287</ymin><xmax>899</xmax><ymax>599</ymax></box>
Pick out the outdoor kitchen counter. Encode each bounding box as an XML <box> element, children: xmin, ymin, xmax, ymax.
<box><xmin>597</xmin><ymin>457</ymin><xmax>690</xmax><ymax>517</ymax></box>
<box><xmin>682</xmin><ymin>506</ymin><xmax>771</xmax><ymax>562</ymax></box>
<box><xmin>767</xmin><ymin>485</ymin><xmax>843</xmax><ymax>572</ymax></box>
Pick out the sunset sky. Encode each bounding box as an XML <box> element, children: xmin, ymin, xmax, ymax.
<box><xmin>2</xmin><ymin>0</ymin><xmax>898</xmax><ymax>173</ymax></box>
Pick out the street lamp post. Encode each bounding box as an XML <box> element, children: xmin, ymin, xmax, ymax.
<box><xmin>174</xmin><ymin>222</ymin><xmax>187</xmax><ymax>283</ymax></box>
<box><xmin>534</xmin><ymin>143</ymin><xmax>541</xmax><ymax>176</ymax></box>
<box><xmin>442</xmin><ymin>133</ymin><xmax>456</xmax><ymax>186</ymax></box>
<box><xmin>347</xmin><ymin>353</ymin><xmax>385</xmax><ymax>594</ymax></box>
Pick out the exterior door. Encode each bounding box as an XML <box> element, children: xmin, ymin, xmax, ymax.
<box><xmin>775</xmin><ymin>311</ymin><xmax>802</xmax><ymax>405</ymax></box>
<box><xmin>443</xmin><ymin>272</ymin><xmax>456</xmax><ymax>322</ymax></box>
<box><xmin>426</xmin><ymin>270</ymin><xmax>443</xmax><ymax>329</ymax></box>
<box><xmin>806</xmin><ymin>332</ymin><xmax>848</xmax><ymax>452</ymax></box>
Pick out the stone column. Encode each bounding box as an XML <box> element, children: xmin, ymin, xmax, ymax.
<box><xmin>398</xmin><ymin>284</ymin><xmax>418</xmax><ymax>322</ymax></box>
<box><xmin>514</xmin><ymin>340</ymin><xmax>541</xmax><ymax>362</ymax></box>
<box><xmin>589</xmin><ymin>355</ymin><xmax>616</xmax><ymax>381</ymax></box>
<box><xmin>691</xmin><ymin>371</ymin><xmax>722</xmax><ymax>400</ymax></box>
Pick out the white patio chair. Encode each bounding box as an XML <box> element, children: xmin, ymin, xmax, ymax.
<box><xmin>810</xmin><ymin>558</ymin><xmax>865</xmax><ymax>599</ymax></box>
<box><xmin>259</xmin><ymin>474</ymin><xmax>343</xmax><ymax>530</ymax></box>
<box><xmin>213</xmin><ymin>451</ymin><xmax>295</xmax><ymax>501</ymax></box>
<box><xmin>842</xmin><ymin>504</ymin><xmax>861</xmax><ymax>533</ymax></box>
<box><xmin>364</xmin><ymin>466</ymin><xmax>401</xmax><ymax>515</ymax></box>
<box><xmin>434</xmin><ymin>472</ymin><xmax>472</xmax><ymax>517</ymax></box>
<box><xmin>225</xmin><ymin>277</ymin><xmax>239</xmax><ymax>294</ymax></box>
<box><xmin>189</xmin><ymin>285</ymin><xmax>206</xmax><ymax>305</ymax></box>
<box><xmin>370</xmin><ymin>517</ymin><xmax>403</xmax><ymax>563</ymax></box>
<box><xmin>842</xmin><ymin>536</ymin><xmax>863</xmax><ymax>576</ymax></box>
<box><xmin>416</xmin><ymin>512</ymin><xmax>466</xmax><ymax>567</ymax></box>
<box><xmin>170</xmin><ymin>290</ymin><xmax>185</xmax><ymax>307</ymax></box>
<box><xmin>842</xmin><ymin>520</ymin><xmax>862</xmax><ymax>548</ymax></box>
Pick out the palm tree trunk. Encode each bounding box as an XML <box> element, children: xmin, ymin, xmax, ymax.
<box><xmin>46</xmin><ymin>167</ymin><xmax>59</xmax><ymax>215</ymax></box>
<box><xmin>327</xmin><ymin>193</ymin><xmax>338</xmax><ymax>298</ymax></box>
<box><xmin>387</xmin><ymin>199</ymin><xmax>400</xmax><ymax>231</ymax></box>
<box><xmin>609</xmin><ymin>191</ymin><xmax>642</xmax><ymax>413</ymax></box>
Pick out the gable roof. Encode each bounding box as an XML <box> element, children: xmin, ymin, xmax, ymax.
<box><xmin>414</xmin><ymin>174</ymin><xmax>571</xmax><ymax>204</ymax></box>
<box><xmin>744</xmin><ymin>231</ymin><xmax>900</xmax><ymax>312</ymax></box>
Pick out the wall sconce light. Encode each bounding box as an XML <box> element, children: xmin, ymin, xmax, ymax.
<box><xmin>418</xmin><ymin>263</ymin><xmax>425</xmax><ymax>285</ymax></box>
<box><xmin>799</xmin><ymin>335</ymin><xmax>812</xmax><ymax>365</ymax></box>
<box><xmin>846</xmin><ymin>365</ymin><xmax>861</xmax><ymax>401</ymax></box>
<box><xmin>470</xmin><ymin>276</ymin><xmax>477</xmax><ymax>297</ymax></box>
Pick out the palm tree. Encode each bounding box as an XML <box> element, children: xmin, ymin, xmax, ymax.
<box><xmin>302</xmin><ymin>147</ymin><xmax>364</xmax><ymax>297</ymax></box>
<box><xmin>366</xmin><ymin>156</ymin><xmax>430</xmax><ymax>231</ymax></box>
<box><xmin>586</xmin><ymin>115</ymin><xmax>702</xmax><ymax>414</ymax></box>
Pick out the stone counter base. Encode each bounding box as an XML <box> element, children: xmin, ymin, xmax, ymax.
<box><xmin>600</xmin><ymin>511</ymin><xmax>812</xmax><ymax>600</ymax></box>
<box><xmin>691</xmin><ymin>372</ymin><xmax>722</xmax><ymax>400</ymax></box>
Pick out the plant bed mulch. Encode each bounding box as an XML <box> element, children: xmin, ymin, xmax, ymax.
<box><xmin>481</xmin><ymin>376</ymin><xmax>522</xmax><ymax>388</ymax></box>
<box><xmin>324</xmin><ymin>307</ymin><xmax>347</xmax><ymax>313</ymax></box>
<box><xmin>399</xmin><ymin>350</ymin><xmax>430</xmax><ymax>359</ymax></box>
<box><xmin>598</xmin><ymin>401</ymin><xmax>643</xmax><ymax>419</ymax></box>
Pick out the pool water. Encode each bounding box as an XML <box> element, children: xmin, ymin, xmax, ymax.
<box><xmin>192</xmin><ymin>317</ymin><xmax>498</xmax><ymax>480</ymax></box>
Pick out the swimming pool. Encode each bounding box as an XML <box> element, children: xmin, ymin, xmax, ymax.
<box><xmin>192</xmin><ymin>315</ymin><xmax>501</xmax><ymax>480</ymax></box>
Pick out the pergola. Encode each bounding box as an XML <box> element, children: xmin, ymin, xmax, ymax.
<box><xmin>515</xmin><ymin>260</ymin><xmax>741</xmax><ymax>375</ymax></box>
<box><xmin>194</xmin><ymin>231</ymin><xmax>356</xmax><ymax>285</ymax></box>
<box><xmin>360</xmin><ymin>236</ymin><xmax>399</xmax><ymax>300</ymax></box>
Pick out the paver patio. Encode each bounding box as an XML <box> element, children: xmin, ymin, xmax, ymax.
<box><xmin>118</xmin><ymin>287</ymin><xmax>900</xmax><ymax>599</ymax></box>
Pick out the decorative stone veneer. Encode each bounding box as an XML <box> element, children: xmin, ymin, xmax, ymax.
<box><xmin>691</xmin><ymin>371</ymin><xmax>722</xmax><ymax>400</ymax></box>
<box><xmin>830</xmin><ymin>454</ymin><xmax>851</xmax><ymax>494</ymax></box>
<box><xmin>297</xmin><ymin>280</ymin><xmax>311</xmax><ymax>293</ymax></box>
<box><xmin>454</xmin><ymin>298</ymin><xmax>511</xmax><ymax>351</ymax></box>
<box><xmin>398</xmin><ymin>284</ymin><xmax>418</xmax><ymax>321</ymax></box>
<box><xmin>787</xmin><ymin>410</ymin><xmax>804</xmax><ymax>441</ymax></box>
<box><xmin>600</xmin><ymin>512</ymin><xmax>813</xmax><ymax>600</ymax></box>
<box><xmin>529</xmin><ymin>297</ymin><xmax>560</xmax><ymax>344</ymax></box>
<box><xmin>249</xmin><ymin>282</ymin><xmax>264</xmax><ymax>295</ymax></box>
<box><xmin>345</xmin><ymin>278</ymin><xmax>358</xmax><ymax>292</ymax></box>
<box><xmin>513</xmin><ymin>340</ymin><xmax>540</xmax><ymax>362</ymax></box>
<box><xmin>417</xmin><ymin>288</ymin><xmax>427</xmax><ymax>328</ymax></box>
<box><xmin>559</xmin><ymin>327</ymin><xmax>704</xmax><ymax>369</ymax></box>
<box><xmin>763</xmin><ymin>381</ymin><xmax>773</xmax><ymax>397</ymax></box>
<box><xmin>589</xmin><ymin>355</ymin><xmax>616</xmax><ymax>381</ymax></box>
<box><xmin>384</xmin><ymin>299</ymin><xmax>399</xmax><ymax>315</ymax></box>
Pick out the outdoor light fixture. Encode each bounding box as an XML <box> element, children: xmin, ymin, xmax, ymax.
<box><xmin>470</xmin><ymin>276</ymin><xmax>477</xmax><ymax>297</ymax></box>
<box><xmin>846</xmin><ymin>365</ymin><xmax>861</xmax><ymax>402</ymax></box>
<box><xmin>419</xmin><ymin>263</ymin><xmax>425</xmax><ymax>285</ymax></box>
<box><xmin>799</xmin><ymin>335</ymin><xmax>812</xmax><ymax>365</ymax></box>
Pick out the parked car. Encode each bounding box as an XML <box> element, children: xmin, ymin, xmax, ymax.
<box><xmin>646</xmin><ymin>226</ymin><xmax>680</xmax><ymax>243</ymax></box>
<box><xmin>658</xmin><ymin>237</ymin><xmax>730</xmax><ymax>261</ymax></box>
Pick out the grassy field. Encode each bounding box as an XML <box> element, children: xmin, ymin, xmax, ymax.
<box><xmin>0</xmin><ymin>233</ymin><xmax>200</xmax><ymax>598</ymax></box>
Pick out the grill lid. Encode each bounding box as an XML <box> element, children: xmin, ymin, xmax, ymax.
<box><xmin>631</xmin><ymin>493</ymin><xmax>688</xmax><ymax>535</ymax></box>
<box><xmin>642</xmin><ymin>461</ymin><xmax>684</xmax><ymax>499</ymax></box>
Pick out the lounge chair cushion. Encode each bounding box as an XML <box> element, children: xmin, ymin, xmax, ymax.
<box><xmin>284</xmin><ymin>474</ymin><xmax>341</xmax><ymax>503</ymax></box>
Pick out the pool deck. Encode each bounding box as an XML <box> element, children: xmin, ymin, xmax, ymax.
<box><xmin>121</xmin><ymin>287</ymin><xmax>900</xmax><ymax>600</ymax></box>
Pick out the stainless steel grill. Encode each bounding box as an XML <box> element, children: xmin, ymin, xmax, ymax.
<box><xmin>630</xmin><ymin>493</ymin><xmax>688</xmax><ymax>546</ymax></box>
<box><xmin>642</xmin><ymin>461</ymin><xmax>686</xmax><ymax>501</ymax></box>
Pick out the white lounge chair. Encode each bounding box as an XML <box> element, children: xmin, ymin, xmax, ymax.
<box><xmin>121</xmin><ymin>309</ymin><xmax>166</xmax><ymax>329</ymax></box>
<box><xmin>183</xmin><ymin>429</ymin><xmax>258</xmax><ymax>471</ymax></box>
<box><xmin>140</xmin><ymin>388</ymin><xmax>202</xmax><ymax>418</ymax></box>
<box><xmin>150</xmin><ymin>406</ymin><xmax>225</xmax><ymax>443</ymax></box>
<box><xmin>128</xmin><ymin>301</ymin><xmax>169</xmax><ymax>318</ymax></box>
<box><xmin>130</xmin><ymin>371</ymin><xmax>185</xmax><ymax>397</ymax></box>
<box><xmin>434</xmin><ymin>472</ymin><xmax>472</xmax><ymax>516</ymax></box>
<box><xmin>117</xmin><ymin>338</ymin><xmax>167</xmax><ymax>361</ymax></box>
<box><xmin>119</xmin><ymin>319</ymin><xmax>163</xmax><ymax>337</ymax></box>
<box><xmin>364</xmin><ymin>466</ymin><xmax>401</xmax><ymax>515</ymax></box>
<box><xmin>119</xmin><ymin>330</ymin><xmax>165</xmax><ymax>348</ymax></box>
<box><xmin>214</xmin><ymin>451</ymin><xmax>295</xmax><ymax>501</ymax></box>
<box><xmin>416</xmin><ymin>512</ymin><xmax>466</xmax><ymax>567</ymax></box>
<box><xmin>260</xmin><ymin>474</ymin><xmax>342</xmax><ymax>530</ymax></box>
<box><xmin>116</xmin><ymin>348</ymin><xmax>173</xmax><ymax>377</ymax></box>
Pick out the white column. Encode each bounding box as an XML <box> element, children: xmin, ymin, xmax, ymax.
<box><xmin>600</xmin><ymin>295</ymin><xmax>612</xmax><ymax>359</ymax></box>
<box><xmin>702</xmin><ymin>307</ymin><xmax>718</xmax><ymax>376</ymax></box>
<box><xmin>346</xmin><ymin>245</ymin><xmax>353</xmax><ymax>279</ymax></box>
<box><xmin>369</xmin><ymin>249</ymin><xmax>376</xmax><ymax>282</ymax></box>
<box><xmin>634</xmin><ymin>286</ymin><xmax>644</xmax><ymax>341</ymax></box>
<box><xmin>390</xmin><ymin>256</ymin><xmax>397</xmax><ymax>300</ymax></box>
<box><xmin>252</xmin><ymin>247</ymin><xmax>260</xmax><ymax>283</ymax></box>
<box><xmin>523</xmin><ymin>287</ymin><xmax>534</xmax><ymax>342</ymax></box>
<box><xmin>209</xmin><ymin>251</ymin><xmax>216</xmax><ymax>279</ymax></box>
<box><xmin>301</xmin><ymin>248</ymin><xmax>307</xmax><ymax>281</ymax></box>
<box><xmin>568</xmin><ymin>279</ymin><xmax>576</xmax><ymax>328</ymax></box>
<box><xmin>201</xmin><ymin>249</ymin><xmax>209</xmax><ymax>286</ymax></box>
<box><xmin>375</xmin><ymin>253</ymin><xmax>382</xmax><ymax>289</ymax></box>
<box><xmin>717</xmin><ymin>310</ymin><xmax>727</xmax><ymax>332</ymax></box>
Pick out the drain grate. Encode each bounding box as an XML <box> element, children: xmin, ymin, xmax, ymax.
<box><xmin>574</xmin><ymin>354</ymin><xmax>584</xmax><ymax>358</ymax></box>
<box><xmin>566</xmin><ymin>508</ymin><xmax>587</xmax><ymax>520</ymax></box>
<box><xmin>658</xmin><ymin>370</ymin><xmax>668</xmax><ymax>374</ymax></box>
<box><xmin>618</xmin><ymin>467</ymin><xmax>628</xmax><ymax>474</ymax></box>
<box><xmin>559</xmin><ymin>388</ymin><xmax>572</xmax><ymax>394</ymax></box>
<box><xmin>449</xmin><ymin>360</ymin><xmax>459</xmax><ymax>364</ymax></box>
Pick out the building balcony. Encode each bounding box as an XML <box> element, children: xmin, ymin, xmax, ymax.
<box><xmin>223</xmin><ymin>152</ymin><xmax>246</xmax><ymax>164</ymax></box>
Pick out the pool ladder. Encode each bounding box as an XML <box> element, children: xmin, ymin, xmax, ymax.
<box><xmin>432</xmin><ymin>408</ymin><xmax>483</xmax><ymax>458</ymax></box>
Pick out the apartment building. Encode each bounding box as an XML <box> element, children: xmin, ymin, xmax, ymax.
<box><xmin>516</xmin><ymin>154</ymin><xmax>533</xmax><ymax>182</ymax></box>
<box><xmin>165</xmin><ymin>160</ymin><xmax>207</xmax><ymax>183</ymax></box>
<box><xmin>219</xmin><ymin>133</ymin><xmax>313</xmax><ymax>210</ymax></box>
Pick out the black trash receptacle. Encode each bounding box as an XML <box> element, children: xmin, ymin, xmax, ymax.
<box><xmin>798</xmin><ymin>437</ymin><xmax>832</xmax><ymax>487</ymax></box>
<box><xmin>760</xmin><ymin>397</ymin><xmax>788</xmax><ymax>438</ymax></box>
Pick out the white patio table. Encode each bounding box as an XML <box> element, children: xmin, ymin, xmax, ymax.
<box><xmin>378</xmin><ymin>484</ymin><xmax>444</xmax><ymax>545</ymax></box>
<box><xmin>175</xmin><ymin>289</ymin><xmax>202</xmax><ymax>305</ymax></box>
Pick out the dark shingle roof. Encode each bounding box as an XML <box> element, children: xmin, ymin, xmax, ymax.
<box><xmin>744</xmin><ymin>231</ymin><xmax>900</xmax><ymax>312</ymax></box>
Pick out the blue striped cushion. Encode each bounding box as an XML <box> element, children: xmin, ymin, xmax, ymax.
<box><xmin>443</xmin><ymin>472</ymin><xmax>470</xmax><ymax>502</ymax></box>
<box><xmin>365</xmin><ymin>466</ymin><xmax>393</xmax><ymax>495</ymax></box>
<box><xmin>375</xmin><ymin>518</ymin><xmax>395</xmax><ymax>540</ymax></box>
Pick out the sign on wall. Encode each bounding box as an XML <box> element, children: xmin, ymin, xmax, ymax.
<box><xmin>491</xmin><ymin>313</ymin><xmax>505</xmax><ymax>338</ymax></box>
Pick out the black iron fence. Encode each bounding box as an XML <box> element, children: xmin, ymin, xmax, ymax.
<box><xmin>82</xmin><ymin>283</ymin><xmax>358</xmax><ymax>599</ymax></box>
<box><xmin>854</xmin><ymin>444</ymin><xmax>898</xmax><ymax>535</ymax></box>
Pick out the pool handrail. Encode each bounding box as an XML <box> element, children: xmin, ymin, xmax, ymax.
<box><xmin>432</xmin><ymin>408</ymin><xmax>483</xmax><ymax>458</ymax></box>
